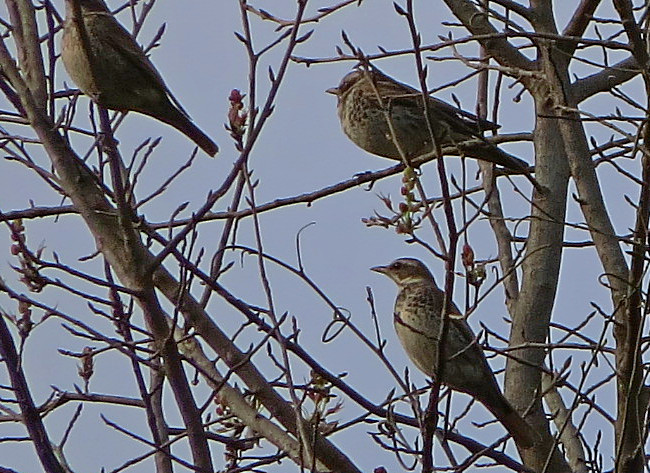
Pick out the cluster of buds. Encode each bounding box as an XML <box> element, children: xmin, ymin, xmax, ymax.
<box><xmin>9</xmin><ymin>220</ymin><xmax>46</xmax><ymax>292</ymax></box>
<box><xmin>361</xmin><ymin>194</ymin><xmax>399</xmax><ymax>229</ymax></box>
<box><xmin>396</xmin><ymin>166</ymin><xmax>421</xmax><ymax>234</ymax></box>
<box><xmin>361</xmin><ymin>168</ymin><xmax>423</xmax><ymax>233</ymax></box>
<box><xmin>17</xmin><ymin>299</ymin><xmax>33</xmax><ymax>339</ymax></box>
<box><xmin>9</xmin><ymin>219</ymin><xmax>26</xmax><ymax>257</ymax></box>
<box><xmin>462</xmin><ymin>243</ymin><xmax>486</xmax><ymax>289</ymax></box>
<box><xmin>212</xmin><ymin>392</ymin><xmax>259</xmax><ymax>467</ymax></box>
<box><xmin>307</xmin><ymin>371</ymin><xmax>341</xmax><ymax>434</ymax></box>
<box><xmin>227</xmin><ymin>89</ymin><xmax>248</xmax><ymax>151</ymax></box>
<box><xmin>213</xmin><ymin>392</ymin><xmax>232</xmax><ymax>418</ymax></box>
<box><xmin>78</xmin><ymin>346</ymin><xmax>95</xmax><ymax>388</ymax></box>
<box><xmin>212</xmin><ymin>391</ymin><xmax>260</xmax><ymax>440</ymax></box>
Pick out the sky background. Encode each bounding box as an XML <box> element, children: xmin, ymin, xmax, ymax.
<box><xmin>0</xmin><ymin>1</ymin><xmax>641</xmax><ymax>471</ymax></box>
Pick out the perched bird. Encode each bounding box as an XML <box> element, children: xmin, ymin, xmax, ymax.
<box><xmin>327</xmin><ymin>67</ymin><xmax>535</xmax><ymax>179</ymax></box>
<box><xmin>372</xmin><ymin>257</ymin><xmax>535</xmax><ymax>448</ymax></box>
<box><xmin>61</xmin><ymin>0</ymin><xmax>219</xmax><ymax>156</ymax></box>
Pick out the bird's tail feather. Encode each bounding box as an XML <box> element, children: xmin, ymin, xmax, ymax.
<box><xmin>460</xmin><ymin>142</ymin><xmax>545</xmax><ymax>193</ymax></box>
<box><xmin>483</xmin><ymin>393</ymin><xmax>537</xmax><ymax>449</ymax></box>
<box><xmin>152</xmin><ymin>104</ymin><xmax>219</xmax><ymax>157</ymax></box>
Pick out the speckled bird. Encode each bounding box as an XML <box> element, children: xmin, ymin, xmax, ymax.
<box><xmin>372</xmin><ymin>257</ymin><xmax>535</xmax><ymax>448</ymax></box>
<box><xmin>328</xmin><ymin>67</ymin><xmax>544</xmax><ymax>192</ymax></box>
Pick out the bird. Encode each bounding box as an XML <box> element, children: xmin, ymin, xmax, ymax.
<box><xmin>327</xmin><ymin>67</ymin><xmax>540</xmax><ymax>187</ymax></box>
<box><xmin>371</xmin><ymin>257</ymin><xmax>536</xmax><ymax>448</ymax></box>
<box><xmin>61</xmin><ymin>0</ymin><xmax>219</xmax><ymax>157</ymax></box>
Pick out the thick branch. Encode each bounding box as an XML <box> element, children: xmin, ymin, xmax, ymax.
<box><xmin>9</xmin><ymin>0</ymin><xmax>47</xmax><ymax>108</ymax></box>
<box><xmin>441</xmin><ymin>0</ymin><xmax>534</xmax><ymax>74</ymax></box>
<box><xmin>0</xmin><ymin>316</ymin><xmax>65</xmax><ymax>473</ymax></box>
<box><xmin>572</xmin><ymin>57</ymin><xmax>640</xmax><ymax>104</ymax></box>
<box><xmin>560</xmin><ymin>0</ymin><xmax>602</xmax><ymax>57</ymax></box>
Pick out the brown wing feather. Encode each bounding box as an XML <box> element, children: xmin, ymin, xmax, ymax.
<box><xmin>366</xmin><ymin>66</ymin><xmax>500</xmax><ymax>137</ymax></box>
<box><xmin>92</xmin><ymin>11</ymin><xmax>190</xmax><ymax>118</ymax></box>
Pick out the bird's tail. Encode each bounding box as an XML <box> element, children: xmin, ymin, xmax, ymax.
<box><xmin>482</xmin><ymin>392</ymin><xmax>538</xmax><ymax>449</ymax></box>
<box><xmin>155</xmin><ymin>104</ymin><xmax>219</xmax><ymax>157</ymax></box>
<box><xmin>459</xmin><ymin>142</ymin><xmax>528</xmax><ymax>171</ymax></box>
<box><xmin>460</xmin><ymin>142</ymin><xmax>545</xmax><ymax>194</ymax></box>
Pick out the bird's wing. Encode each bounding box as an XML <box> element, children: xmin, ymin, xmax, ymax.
<box><xmin>99</xmin><ymin>15</ymin><xmax>191</xmax><ymax>117</ymax></box>
<box><xmin>367</xmin><ymin>65</ymin><xmax>500</xmax><ymax>138</ymax></box>
<box><xmin>428</xmin><ymin>96</ymin><xmax>500</xmax><ymax>135</ymax></box>
<box><xmin>443</xmin><ymin>300</ymin><xmax>481</xmax><ymax>349</ymax></box>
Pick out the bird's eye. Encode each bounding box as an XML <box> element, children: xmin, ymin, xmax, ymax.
<box><xmin>391</xmin><ymin>262</ymin><xmax>401</xmax><ymax>270</ymax></box>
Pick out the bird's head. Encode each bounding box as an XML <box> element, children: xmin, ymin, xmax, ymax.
<box><xmin>325</xmin><ymin>69</ymin><xmax>365</xmax><ymax>100</ymax></box>
<box><xmin>371</xmin><ymin>258</ymin><xmax>436</xmax><ymax>288</ymax></box>
<box><xmin>326</xmin><ymin>66</ymin><xmax>415</xmax><ymax>106</ymax></box>
<box><xmin>326</xmin><ymin>66</ymin><xmax>391</xmax><ymax>96</ymax></box>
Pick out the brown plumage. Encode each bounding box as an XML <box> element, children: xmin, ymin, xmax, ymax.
<box><xmin>328</xmin><ymin>67</ymin><xmax>542</xmax><ymax>191</ymax></box>
<box><xmin>372</xmin><ymin>258</ymin><xmax>536</xmax><ymax>448</ymax></box>
<box><xmin>61</xmin><ymin>0</ymin><xmax>218</xmax><ymax>156</ymax></box>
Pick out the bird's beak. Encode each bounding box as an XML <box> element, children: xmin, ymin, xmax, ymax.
<box><xmin>325</xmin><ymin>87</ymin><xmax>339</xmax><ymax>96</ymax></box>
<box><xmin>371</xmin><ymin>265</ymin><xmax>389</xmax><ymax>274</ymax></box>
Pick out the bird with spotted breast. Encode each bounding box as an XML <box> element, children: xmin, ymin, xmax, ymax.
<box><xmin>61</xmin><ymin>0</ymin><xmax>219</xmax><ymax>156</ymax></box>
<box><xmin>372</xmin><ymin>257</ymin><xmax>536</xmax><ymax>448</ymax></box>
<box><xmin>328</xmin><ymin>66</ymin><xmax>543</xmax><ymax>192</ymax></box>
